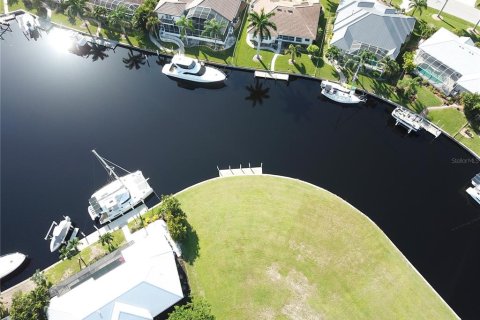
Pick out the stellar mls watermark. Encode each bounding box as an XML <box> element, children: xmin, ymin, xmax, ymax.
<box><xmin>451</xmin><ymin>157</ymin><xmax>479</xmax><ymax>164</ymax></box>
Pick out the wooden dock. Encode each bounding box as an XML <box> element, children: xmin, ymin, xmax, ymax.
<box><xmin>254</xmin><ymin>71</ymin><xmax>289</xmax><ymax>81</ymax></box>
<box><xmin>218</xmin><ymin>164</ymin><xmax>263</xmax><ymax>177</ymax></box>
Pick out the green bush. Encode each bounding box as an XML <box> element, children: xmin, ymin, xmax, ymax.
<box><xmin>166</xmin><ymin>210</ymin><xmax>188</xmax><ymax>242</ymax></box>
<box><xmin>168</xmin><ymin>297</ymin><xmax>215</xmax><ymax>320</ymax></box>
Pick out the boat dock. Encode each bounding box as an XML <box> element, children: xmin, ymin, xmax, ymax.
<box><xmin>218</xmin><ymin>163</ymin><xmax>263</xmax><ymax>177</ymax></box>
<box><xmin>254</xmin><ymin>71</ymin><xmax>289</xmax><ymax>81</ymax></box>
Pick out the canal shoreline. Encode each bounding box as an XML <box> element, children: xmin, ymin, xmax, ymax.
<box><xmin>0</xmin><ymin>174</ymin><xmax>460</xmax><ymax>318</ymax></box>
<box><xmin>4</xmin><ymin>9</ymin><xmax>478</xmax><ymax>161</ymax></box>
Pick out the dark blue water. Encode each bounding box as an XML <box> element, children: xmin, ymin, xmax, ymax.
<box><xmin>1</xmin><ymin>22</ymin><xmax>480</xmax><ymax>318</ymax></box>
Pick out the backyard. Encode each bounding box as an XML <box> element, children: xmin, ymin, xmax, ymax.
<box><xmin>175</xmin><ymin>176</ymin><xmax>457</xmax><ymax>319</ymax></box>
<box><xmin>44</xmin><ymin>229</ymin><xmax>126</xmax><ymax>285</ymax></box>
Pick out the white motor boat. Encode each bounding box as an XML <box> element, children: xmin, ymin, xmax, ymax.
<box><xmin>46</xmin><ymin>216</ymin><xmax>72</xmax><ymax>252</ymax></box>
<box><xmin>391</xmin><ymin>107</ymin><xmax>423</xmax><ymax>133</ymax></box>
<box><xmin>321</xmin><ymin>80</ymin><xmax>366</xmax><ymax>104</ymax></box>
<box><xmin>0</xmin><ymin>252</ymin><xmax>27</xmax><ymax>279</ymax></box>
<box><xmin>88</xmin><ymin>150</ymin><xmax>154</xmax><ymax>225</ymax></box>
<box><xmin>162</xmin><ymin>54</ymin><xmax>226</xmax><ymax>83</ymax></box>
<box><xmin>466</xmin><ymin>173</ymin><xmax>480</xmax><ymax>205</ymax></box>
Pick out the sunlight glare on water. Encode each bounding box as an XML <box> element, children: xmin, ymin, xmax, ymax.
<box><xmin>47</xmin><ymin>28</ymin><xmax>76</xmax><ymax>53</ymax></box>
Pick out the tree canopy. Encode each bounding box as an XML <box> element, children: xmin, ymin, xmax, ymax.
<box><xmin>462</xmin><ymin>92</ymin><xmax>480</xmax><ymax>131</ymax></box>
<box><xmin>9</xmin><ymin>270</ymin><xmax>51</xmax><ymax>320</ymax></box>
<box><xmin>168</xmin><ymin>298</ymin><xmax>215</xmax><ymax>320</ymax></box>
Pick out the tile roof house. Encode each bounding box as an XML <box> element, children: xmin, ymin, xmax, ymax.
<box><xmin>47</xmin><ymin>221</ymin><xmax>184</xmax><ymax>320</ymax></box>
<box><xmin>154</xmin><ymin>0</ymin><xmax>243</xmax><ymax>46</ymax></box>
<box><xmin>331</xmin><ymin>0</ymin><xmax>415</xmax><ymax>59</ymax></box>
<box><xmin>248</xmin><ymin>0</ymin><xmax>321</xmax><ymax>46</ymax></box>
<box><xmin>415</xmin><ymin>28</ymin><xmax>480</xmax><ymax>95</ymax></box>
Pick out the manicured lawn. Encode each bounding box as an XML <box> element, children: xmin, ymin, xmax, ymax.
<box><xmin>185</xmin><ymin>45</ymin><xmax>234</xmax><ymax>65</ymax></box>
<box><xmin>44</xmin><ymin>229</ymin><xmax>126</xmax><ymax>285</ymax></box>
<box><xmin>412</xmin><ymin>7</ymin><xmax>474</xmax><ymax>33</ymax></box>
<box><xmin>274</xmin><ymin>54</ymin><xmax>339</xmax><ymax>81</ymax></box>
<box><xmin>1</xmin><ymin>0</ymin><xmax>4</xmax><ymax>14</ymax></box>
<box><xmin>428</xmin><ymin>108</ymin><xmax>467</xmax><ymax>133</ymax></box>
<box><xmin>176</xmin><ymin>176</ymin><xmax>457</xmax><ymax>319</ymax></box>
<box><xmin>354</xmin><ymin>74</ymin><xmax>442</xmax><ymax>112</ymax></box>
<box><xmin>428</xmin><ymin>108</ymin><xmax>480</xmax><ymax>155</ymax></box>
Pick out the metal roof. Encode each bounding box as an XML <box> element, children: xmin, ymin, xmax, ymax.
<box><xmin>331</xmin><ymin>0</ymin><xmax>415</xmax><ymax>58</ymax></box>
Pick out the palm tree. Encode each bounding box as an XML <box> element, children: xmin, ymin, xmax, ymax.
<box><xmin>122</xmin><ymin>50</ymin><xmax>146</xmax><ymax>70</ymax></box>
<box><xmin>248</xmin><ymin>9</ymin><xmax>277</xmax><ymax>60</ymax></box>
<box><xmin>146</xmin><ymin>15</ymin><xmax>161</xmax><ymax>39</ymax></box>
<box><xmin>245</xmin><ymin>79</ymin><xmax>270</xmax><ymax>107</ymax></box>
<box><xmin>108</xmin><ymin>5</ymin><xmax>130</xmax><ymax>35</ymax></box>
<box><xmin>346</xmin><ymin>50</ymin><xmax>377</xmax><ymax>82</ymax></box>
<box><xmin>397</xmin><ymin>76</ymin><xmax>421</xmax><ymax>97</ymax></box>
<box><xmin>285</xmin><ymin>44</ymin><xmax>301</xmax><ymax>64</ymax></box>
<box><xmin>202</xmin><ymin>18</ymin><xmax>226</xmax><ymax>50</ymax></box>
<box><xmin>409</xmin><ymin>0</ymin><xmax>427</xmax><ymax>16</ymax></box>
<box><xmin>381</xmin><ymin>56</ymin><xmax>400</xmax><ymax>79</ymax></box>
<box><xmin>64</xmin><ymin>0</ymin><xmax>88</xmax><ymax>23</ymax></box>
<box><xmin>326</xmin><ymin>46</ymin><xmax>341</xmax><ymax>62</ymax></box>
<box><xmin>99</xmin><ymin>231</ymin><xmax>115</xmax><ymax>252</ymax></box>
<box><xmin>92</xmin><ymin>6</ymin><xmax>107</xmax><ymax>22</ymax></box>
<box><xmin>175</xmin><ymin>15</ymin><xmax>193</xmax><ymax>46</ymax></box>
<box><xmin>437</xmin><ymin>0</ymin><xmax>449</xmax><ymax>19</ymax></box>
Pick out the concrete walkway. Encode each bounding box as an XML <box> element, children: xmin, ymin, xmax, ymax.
<box><xmin>331</xmin><ymin>59</ymin><xmax>347</xmax><ymax>83</ymax></box>
<box><xmin>270</xmin><ymin>53</ymin><xmax>279</xmax><ymax>71</ymax></box>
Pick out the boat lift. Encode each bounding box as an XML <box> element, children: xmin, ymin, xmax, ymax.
<box><xmin>44</xmin><ymin>217</ymin><xmax>79</xmax><ymax>244</ymax></box>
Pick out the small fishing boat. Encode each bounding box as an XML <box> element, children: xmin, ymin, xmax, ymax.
<box><xmin>0</xmin><ymin>252</ymin><xmax>27</xmax><ymax>279</ymax></box>
<box><xmin>162</xmin><ymin>54</ymin><xmax>226</xmax><ymax>83</ymax></box>
<box><xmin>45</xmin><ymin>216</ymin><xmax>73</xmax><ymax>252</ymax></box>
<box><xmin>88</xmin><ymin>150</ymin><xmax>154</xmax><ymax>225</ymax></box>
<box><xmin>321</xmin><ymin>80</ymin><xmax>366</xmax><ymax>104</ymax></box>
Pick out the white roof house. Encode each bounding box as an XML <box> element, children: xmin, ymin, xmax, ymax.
<box><xmin>47</xmin><ymin>221</ymin><xmax>184</xmax><ymax>320</ymax></box>
<box><xmin>415</xmin><ymin>28</ymin><xmax>480</xmax><ymax>94</ymax></box>
<box><xmin>331</xmin><ymin>0</ymin><xmax>415</xmax><ymax>58</ymax></box>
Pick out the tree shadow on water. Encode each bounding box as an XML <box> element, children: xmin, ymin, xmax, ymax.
<box><xmin>180</xmin><ymin>222</ymin><xmax>200</xmax><ymax>265</ymax></box>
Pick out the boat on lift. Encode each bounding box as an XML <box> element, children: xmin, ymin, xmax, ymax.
<box><xmin>320</xmin><ymin>80</ymin><xmax>366</xmax><ymax>104</ymax></box>
<box><xmin>162</xmin><ymin>54</ymin><xmax>226</xmax><ymax>83</ymax></box>
<box><xmin>466</xmin><ymin>173</ymin><xmax>480</xmax><ymax>205</ymax></box>
<box><xmin>0</xmin><ymin>252</ymin><xmax>27</xmax><ymax>279</ymax></box>
<box><xmin>88</xmin><ymin>150</ymin><xmax>154</xmax><ymax>225</ymax></box>
<box><xmin>391</xmin><ymin>107</ymin><xmax>423</xmax><ymax>133</ymax></box>
<box><xmin>45</xmin><ymin>216</ymin><xmax>73</xmax><ymax>252</ymax></box>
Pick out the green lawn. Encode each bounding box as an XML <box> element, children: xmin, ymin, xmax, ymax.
<box><xmin>44</xmin><ymin>229</ymin><xmax>126</xmax><ymax>285</ymax></box>
<box><xmin>428</xmin><ymin>108</ymin><xmax>480</xmax><ymax>155</ymax></box>
<box><xmin>175</xmin><ymin>176</ymin><xmax>457</xmax><ymax>320</ymax></box>
<box><xmin>274</xmin><ymin>53</ymin><xmax>339</xmax><ymax>81</ymax></box>
<box><xmin>354</xmin><ymin>74</ymin><xmax>442</xmax><ymax>112</ymax></box>
<box><xmin>412</xmin><ymin>7</ymin><xmax>475</xmax><ymax>34</ymax></box>
<box><xmin>185</xmin><ymin>45</ymin><xmax>234</xmax><ymax>65</ymax></box>
<box><xmin>1</xmin><ymin>0</ymin><xmax>4</xmax><ymax>14</ymax></box>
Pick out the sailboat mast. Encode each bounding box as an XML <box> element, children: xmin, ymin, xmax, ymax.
<box><xmin>92</xmin><ymin>149</ymin><xmax>120</xmax><ymax>180</ymax></box>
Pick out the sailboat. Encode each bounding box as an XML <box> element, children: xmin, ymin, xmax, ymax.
<box><xmin>88</xmin><ymin>150</ymin><xmax>154</xmax><ymax>225</ymax></box>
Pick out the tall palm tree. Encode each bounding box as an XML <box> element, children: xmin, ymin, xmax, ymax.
<box><xmin>437</xmin><ymin>0</ymin><xmax>449</xmax><ymax>18</ymax></box>
<box><xmin>99</xmin><ymin>231</ymin><xmax>115</xmax><ymax>252</ymax></box>
<box><xmin>285</xmin><ymin>44</ymin><xmax>301</xmax><ymax>64</ymax></box>
<box><xmin>248</xmin><ymin>9</ymin><xmax>277</xmax><ymax>60</ymax></box>
<box><xmin>122</xmin><ymin>50</ymin><xmax>146</xmax><ymax>69</ymax></box>
<box><xmin>146</xmin><ymin>15</ymin><xmax>161</xmax><ymax>39</ymax></box>
<box><xmin>381</xmin><ymin>56</ymin><xmax>400</xmax><ymax>79</ymax></box>
<box><xmin>346</xmin><ymin>50</ymin><xmax>377</xmax><ymax>82</ymax></box>
<box><xmin>202</xmin><ymin>18</ymin><xmax>226</xmax><ymax>50</ymax></box>
<box><xmin>409</xmin><ymin>0</ymin><xmax>427</xmax><ymax>16</ymax></box>
<box><xmin>108</xmin><ymin>5</ymin><xmax>130</xmax><ymax>34</ymax></box>
<box><xmin>64</xmin><ymin>0</ymin><xmax>88</xmax><ymax>23</ymax></box>
<box><xmin>245</xmin><ymin>79</ymin><xmax>270</xmax><ymax>107</ymax></box>
<box><xmin>175</xmin><ymin>15</ymin><xmax>193</xmax><ymax>46</ymax></box>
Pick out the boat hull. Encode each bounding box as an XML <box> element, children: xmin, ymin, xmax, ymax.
<box><xmin>0</xmin><ymin>252</ymin><xmax>27</xmax><ymax>279</ymax></box>
<box><xmin>321</xmin><ymin>89</ymin><xmax>364</xmax><ymax>104</ymax></box>
<box><xmin>162</xmin><ymin>63</ymin><xmax>226</xmax><ymax>83</ymax></box>
<box><xmin>50</xmin><ymin>216</ymin><xmax>72</xmax><ymax>252</ymax></box>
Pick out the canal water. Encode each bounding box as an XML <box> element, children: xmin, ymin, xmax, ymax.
<box><xmin>1</xmin><ymin>22</ymin><xmax>479</xmax><ymax>318</ymax></box>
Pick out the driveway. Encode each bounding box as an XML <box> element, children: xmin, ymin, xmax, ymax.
<box><xmin>427</xmin><ymin>0</ymin><xmax>480</xmax><ymax>24</ymax></box>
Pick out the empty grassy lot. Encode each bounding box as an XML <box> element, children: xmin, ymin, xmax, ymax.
<box><xmin>176</xmin><ymin>175</ymin><xmax>457</xmax><ymax>320</ymax></box>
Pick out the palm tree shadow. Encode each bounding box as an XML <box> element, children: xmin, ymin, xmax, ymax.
<box><xmin>245</xmin><ymin>79</ymin><xmax>270</xmax><ymax>107</ymax></box>
<box><xmin>89</xmin><ymin>44</ymin><xmax>109</xmax><ymax>62</ymax></box>
<box><xmin>122</xmin><ymin>50</ymin><xmax>146</xmax><ymax>70</ymax></box>
<box><xmin>180</xmin><ymin>222</ymin><xmax>200</xmax><ymax>264</ymax></box>
<box><xmin>294</xmin><ymin>62</ymin><xmax>306</xmax><ymax>74</ymax></box>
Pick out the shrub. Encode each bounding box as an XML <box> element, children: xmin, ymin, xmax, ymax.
<box><xmin>166</xmin><ymin>210</ymin><xmax>188</xmax><ymax>242</ymax></box>
<box><xmin>168</xmin><ymin>297</ymin><xmax>215</xmax><ymax>320</ymax></box>
<box><xmin>157</xmin><ymin>194</ymin><xmax>182</xmax><ymax>219</ymax></box>
<box><xmin>462</xmin><ymin>92</ymin><xmax>480</xmax><ymax>131</ymax></box>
